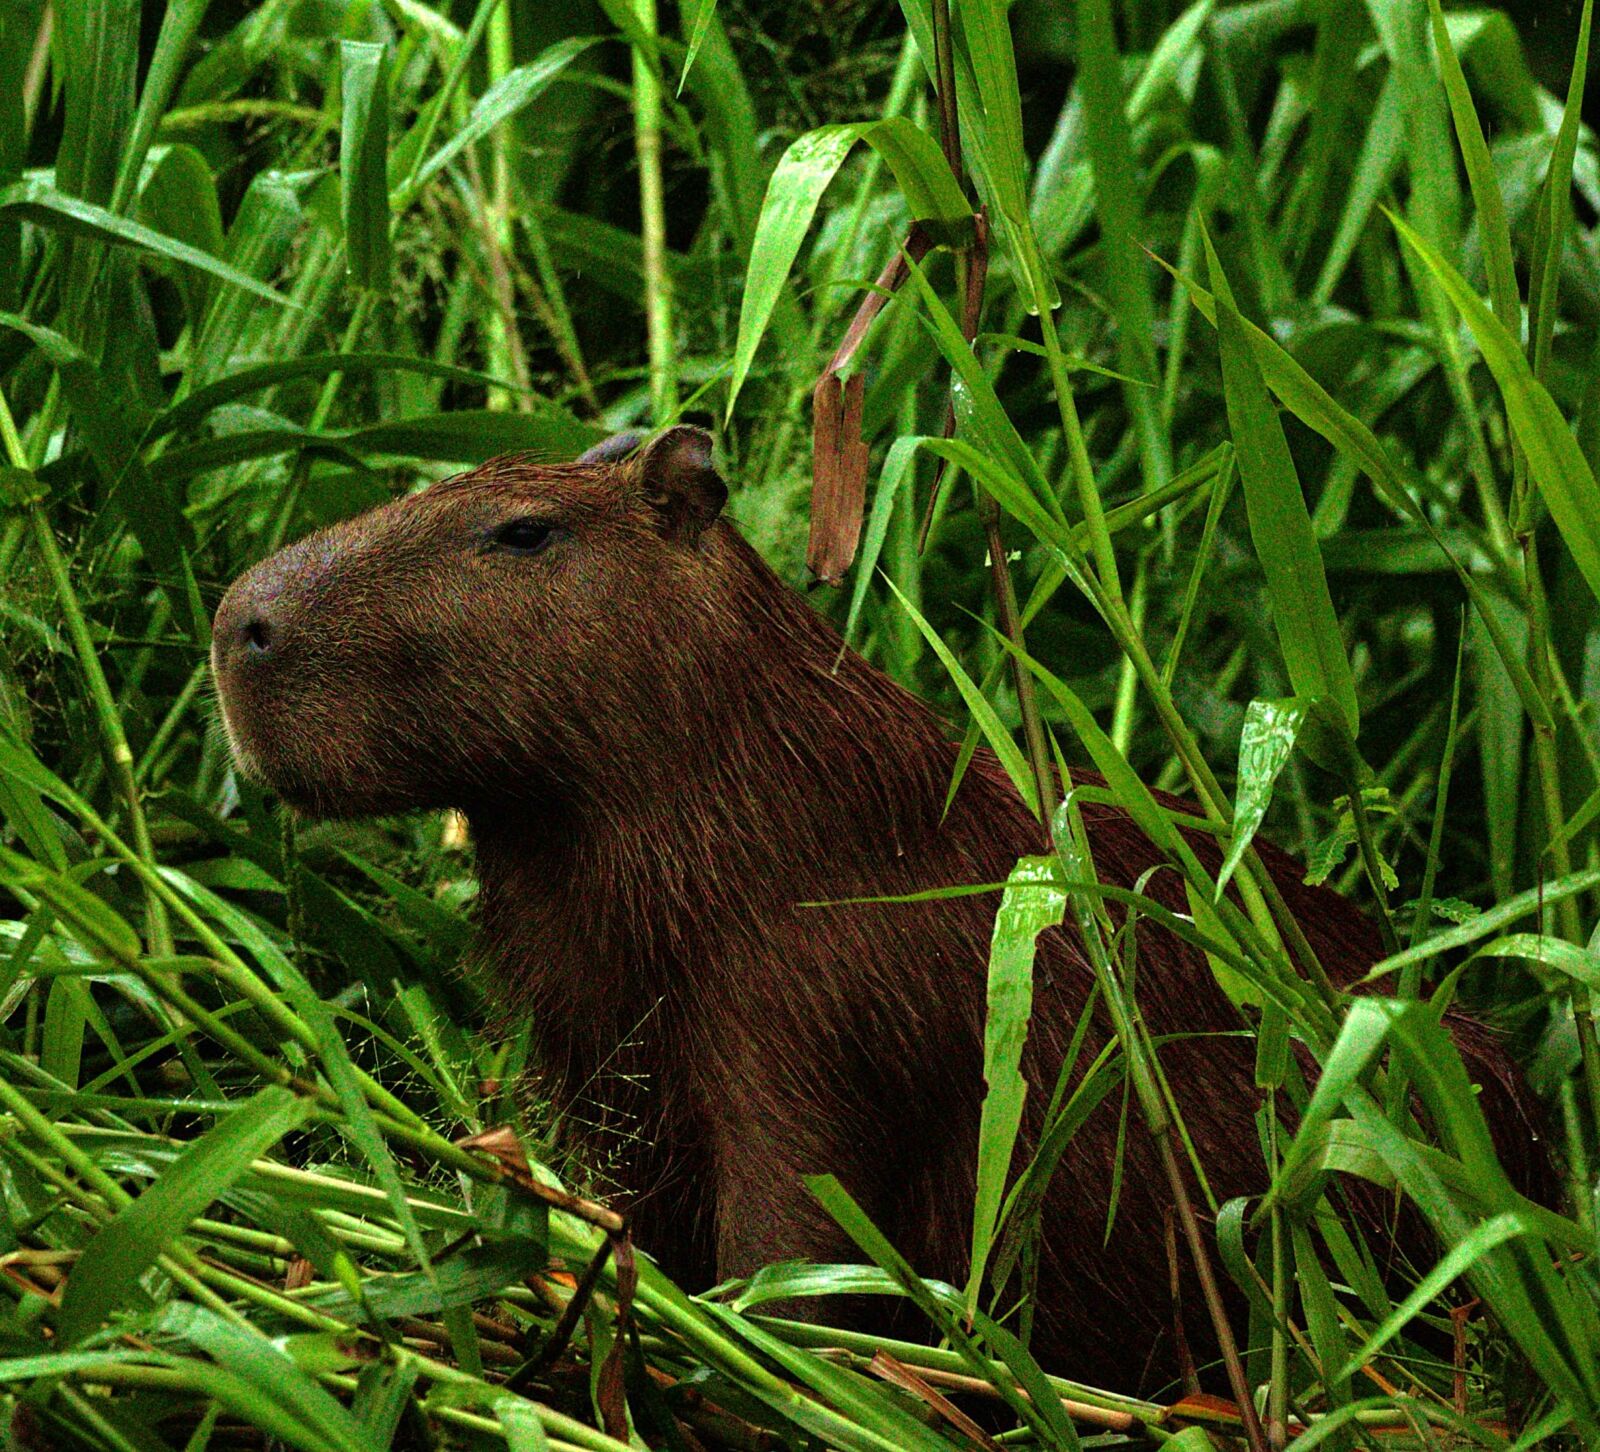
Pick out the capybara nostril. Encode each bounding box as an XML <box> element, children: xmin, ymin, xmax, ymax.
<box><xmin>241</xmin><ymin>615</ymin><xmax>273</xmax><ymax>655</ymax></box>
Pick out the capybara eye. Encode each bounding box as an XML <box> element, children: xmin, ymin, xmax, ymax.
<box><xmin>491</xmin><ymin>518</ymin><xmax>558</xmax><ymax>556</ymax></box>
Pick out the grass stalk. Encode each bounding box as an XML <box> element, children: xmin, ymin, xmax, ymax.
<box><xmin>632</xmin><ymin>0</ymin><xmax>678</xmax><ymax>423</ymax></box>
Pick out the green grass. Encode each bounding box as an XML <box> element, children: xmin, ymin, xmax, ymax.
<box><xmin>3</xmin><ymin>0</ymin><xmax>1600</xmax><ymax>1447</ymax></box>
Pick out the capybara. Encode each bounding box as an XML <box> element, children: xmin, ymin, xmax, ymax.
<box><xmin>212</xmin><ymin>427</ymin><xmax>1546</xmax><ymax>1390</ymax></box>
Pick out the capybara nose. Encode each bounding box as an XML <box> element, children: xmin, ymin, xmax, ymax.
<box><xmin>213</xmin><ymin>568</ymin><xmax>287</xmax><ymax>668</ymax></box>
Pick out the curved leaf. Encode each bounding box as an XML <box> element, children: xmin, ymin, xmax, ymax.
<box><xmin>727</xmin><ymin>119</ymin><xmax>970</xmax><ymax>416</ymax></box>
<box><xmin>1</xmin><ymin>177</ymin><xmax>295</xmax><ymax>308</ymax></box>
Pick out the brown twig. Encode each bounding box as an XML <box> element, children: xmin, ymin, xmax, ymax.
<box><xmin>456</xmin><ymin>1125</ymin><xmax>627</xmax><ymax>1234</ymax></box>
<box><xmin>1451</xmin><ymin>1299</ymin><xmax>1478</xmax><ymax>1416</ymax></box>
<box><xmin>506</xmin><ymin>1239</ymin><xmax>615</xmax><ymax>1388</ymax></box>
<box><xmin>1164</xmin><ymin>1205</ymin><xmax>1200</xmax><ymax>1397</ymax></box>
<box><xmin>824</xmin><ymin>229</ymin><xmax>933</xmax><ymax>379</ymax></box>
<box><xmin>869</xmin><ymin>1352</ymin><xmax>1003</xmax><ymax>1450</ymax></box>
<box><xmin>807</xmin><ymin>231</ymin><xmax>931</xmax><ymax>583</ymax></box>
<box><xmin>931</xmin><ymin>0</ymin><xmax>962</xmax><ymax>173</ymax></box>
<box><xmin>825</xmin><ymin>1350</ymin><xmax>1139</xmax><ymax>1434</ymax></box>
<box><xmin>644</xmin><ymin>1363</ymin><xmax>780</xmax><ymax>1451</ymax></box>
<box><xmin>1153</xmin><ymin>1127</ymin><xmax>1269</xmax><ymax>1452</ymax></box>
<box><xmin>595</xmin><ymin>1233</ymin><xmax>637</xmax><ymax>1441</ymax></box>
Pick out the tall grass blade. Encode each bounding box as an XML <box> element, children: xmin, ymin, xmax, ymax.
<box><xmin>340</xmin><ymin>41</ymin><xmax>392</xmax><ymax>295</ymax></box>
<box><xmin>1391</xmin><ymin>209</ymin><xmax>1600</xmax><ymax>606</ymax></box>
<box><xmin>1203</xmin><ymin>230</ymin><xmax>1359</xmax><ymax>739</ymax></box>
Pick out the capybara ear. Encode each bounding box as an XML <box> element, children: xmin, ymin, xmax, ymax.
<box><xmin>635</xmin><ymin>426</ymin><xmax>727</xmax><ymax>543</ymax></box>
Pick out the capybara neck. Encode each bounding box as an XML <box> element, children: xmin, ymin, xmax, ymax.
<box><xmin>467</xmin><ymin>522</ymin><xmax>965</xmax><ymax>1051</ymax></box>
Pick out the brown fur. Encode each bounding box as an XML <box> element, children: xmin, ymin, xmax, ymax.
<box><xmin>213</xmin><ymin>430</ymin><xmax>1547</xmax><ymax>1391</ymax></box>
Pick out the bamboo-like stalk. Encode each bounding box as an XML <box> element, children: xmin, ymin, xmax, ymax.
<box><xmin>477</xmin><ymin>0</ymin><xmax>534</xmax><ymax>405</ymax></box>
<box><xmin>633</xmin><ymin>0</ymin><xmax>678</xmax><ymax>423</ymax></box>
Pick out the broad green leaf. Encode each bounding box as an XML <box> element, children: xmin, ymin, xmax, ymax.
<box><xmin>150</xmin><ymin>352</ymin><xmax>529</xmax><ymax>440</ymax></box>
<box><xmin>0</xmin><ymin>311</ymin><xmax>208</xmax><ymax>644</ymax></box>
<box><xmin>1527</xmin><ymin>0</ymin><xmax>1591</xmax><ymax>383</ymax></box>
<box><xmin>0</xmin><ymin>727</ymin><xmax>96</xmax><ymax>819</ymax></box>
<box><xmin>191</xmin><ymin>168</ymin><xmax>302</xmax><ymax>385</ymax></box>
<box><xmin>676</xmin><ymin>0</ymin><xmax>720</xmax><ymax>95</ymax></box>
<box><xmin>41</xmin><ymin>974</ymin><xmax>90</xmax><ymax>1090</ymax></box>
<box><xmin>137</xmin><ymin>143</ymin><xmax>226</xmax><ymax>326</ymax></box>
<box><xmin>1310</xmin><ymin>68</ymin><xmax>1403</xmax><ymax>306</ymax></box>
<box><xmin>842</xmin><ymin>435</ymin><xmax>921</xmax><ymax>650</ymax></box>
<box><xmin>1390</xmin><ymin>209</ymin><xmax>1600</xmax><ymax>607</ymax></box>
<box><xmin>967</xmin><ymin>856</ymin><xmax>1063</xmax><ymax>1315</ymax></box>
<box><xmin>151</xmin><ymin>408</ymin><xmax>601</xmax><ymax>482</ymax></box>
<box><xmin>1</xmin><ymin>848</ymin><xmax>142</xmax><ymax>965</ymax></box>
<box><xmin>1075</xmin><ymin>0</ymin><xmax>1166</xmax><ymax>495</ymax></box>
<box><xmin>899</xmin><ymin>251</ymin><xmax>1060</xmax><ymax>517</ymax></box>
<box><xmin>1204</xmin><ymin>229</ymin><xmax>1358</xmax><ymax>739</ymax></box>
<box><xmin>304</xmin><ymin>1239</ymin><xmax>549</xmax><ymax>1323</ymax></box>
<box><xmin>1184</xmin><ymin>878</ymin><xmax>1256</xmax><ymax>1009</ymax></box>
<box><xmin>726</xmin><ymin>119</ymin><xmax>970</xmax><ymax>416</ymax></box>
<box><xmin>340</xmin><ymin>41</ymin><xmax>391</xmax><ymax>294</ymax></box>
<box><xmin>60</xmin><ymin>1087</ymin><xmax>315</xmax><ymax>1345</ymax></box>
<box><xmin>158</xmin><ymin>1303</ymin><xmax>380</xmax><ymax>1452</ymax></box>
<box><xmin>0</xmin><ymin>721</ymin><xmax>70</xmax><ymax>873</ymax></box>
<box><xmin>733</xmin><ymin>1261</ymin><xmax>913</xmax><ymax>1310</ymax></box>
<box><xmin>1217</xmin><ymin>697</ymin><xmax>1305</xmax><ymax>896</ymax></box>
<box><xmin>956</xmin><ymin>0</ymin><xmax>1058</xmax><ymax>314</ymax></box>
<box><xmin>1472</xmin><ymin>933</ymin><xmax>1600</xmax><ymax>991</ymax></box>
<box><xmin>1127</xmin><ymin>1</ymin><xmax>1214</xmax><ymax>118</ymax></box>
<box><xmin>55</xmin><ymin>0</ymin><xmax>137</xmax><ymax>209</ymax></box>
<box><xmin>112</xmin><ymin>0</ymin><xmax>212</xmax><ymax>214</ymax></box>
<box><xmin>1291</xmin><ymin>1219</ymin><xmax>1355</xmax><ymax>1418</ymax></box>
<box><xmin>915</xmin><ymin>436</ymin><xmax>1071</xmax><ymax>558</ymax></box>
<box><xmin>1154</xmin><ymin>251</ymin><xmax>1552</xmax><ymax>732</ymax></box>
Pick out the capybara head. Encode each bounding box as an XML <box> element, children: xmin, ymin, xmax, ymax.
<box><xmin>211</xmin><ymin>428</ymin><xmax>728</xmax><ymax>818</ymax></box>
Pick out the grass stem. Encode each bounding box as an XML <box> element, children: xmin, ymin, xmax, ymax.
<box><xmin>633</xmin><ymin>0</ymin><xmax>678</xmax><ymax>423</ymax></box>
